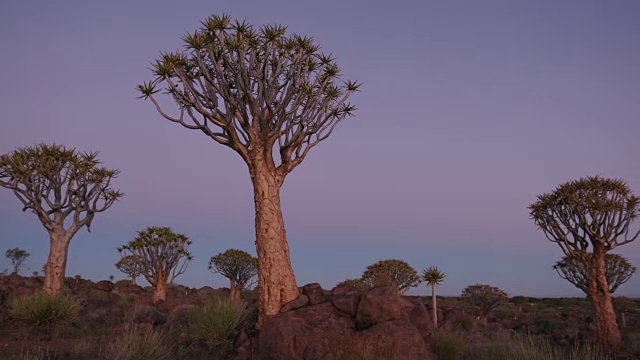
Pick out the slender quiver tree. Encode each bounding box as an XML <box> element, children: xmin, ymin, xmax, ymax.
<box><xmin>360</xmin><ymin>259</ymin><xmax>421</xmax><ymax>294</ymax></box>
<box><xmin>137</xmin><ymin>14</ymin><xmax>360</xmax><ymax>322</ymax></box>
<box><xmin>0</xmin><ymin>143</ymin><xmax>122</xmax><ymax>295</ymax></box>
<box><xmin>118</xmin><ymin>226</ymin><xmax>192</xmax><ymax>304</ymax></box>
<box><xmin>5</xmin><ymin>248</ymin><xmax>30</xmax><ymax>275</ymax></box>
<box><xmin>209</xmin><ymin>249</ymin><xmax>258</xmax><ymax>300</ymax></box>
<box><xmin>115</xmin><ymin>254</ymin><xmax>144</xmax><ymax>285</ymax></box>
<box><xmin>461</xmin><ymin>284</ymin><xmax>508</xmax><ymax>325</ymax></box>
<box><xmin>554</xmin><ymin>253</ymin><xmax>636</xmax><ymax>295</ymax></box>
<box><xmin>529</xmin><ymin>176</ymin><xmax>640</xmax><ymax>350</ymax></box>
<box><xmin>422</xmin><ymin>266</ymin><xmax>446</xmax><ymax>328</ymax></box>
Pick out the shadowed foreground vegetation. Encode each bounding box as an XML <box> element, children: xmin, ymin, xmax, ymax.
<box><xmin>0</xmin><ymin>275</ymin><xmax>639</xmax><ymax>359</ymax></box>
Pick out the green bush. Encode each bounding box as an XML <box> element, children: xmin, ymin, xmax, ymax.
<box><xmin>434</xmin><ymin>331</ymin><xmax>465</xmax><ymax>360</ymax></box>
<box><xmin>185</xmin><ymin>296</ymin><xmax>247</xmax><ymax>342</ymax></box>
<box><xmin>106</xmin><ymin>324</ymin><xmax>174</xmax><ymax>360</ymax></box>
<box><xmin>10</xmin><ymin>292</ymin><xmax>80</xmax><ymax>329</ymax></box>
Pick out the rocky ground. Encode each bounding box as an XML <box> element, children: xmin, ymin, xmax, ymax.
<box><xmin>0</xmin><ymin>275</ymin><xmax>638</xmax><ymax>359</ymax></box>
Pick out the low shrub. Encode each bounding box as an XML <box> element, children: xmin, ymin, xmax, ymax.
<box><xmin>185</xmin><ymin>296</ymin><xmax>247</xmax><ymax>342</ymax></box>
<box><xmin>9</xmin><ymin>292</ymin><xmax>80</xmax><ymax>329</ymax></box>
<box><xmin>106</xmin><ymin>324</ymin><xmax>174</xmax><ymax>360</ymax></box>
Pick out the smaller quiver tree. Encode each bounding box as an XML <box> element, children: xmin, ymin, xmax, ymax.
<box><xmin>554</xmin><ymin>252</ymin><xmax>636</xmax><ymax>295</ymax></box>
<box><xmin>118</xmin><ymin>226</ymin><xmax>192</xmax><ymax>303</ymax></box>
<box><xmin>461</xmin><ymin>284</ymin><xmax>508</xmax><ymax>325</ymax></box>
<box><xmin>361</xmin><ymin>259</ymin><xmax>421</xmax><ymax>294</ymax></box>
<box><xmin>422</xmin><ymin>266</ymin><xmax>446</xmax><ymax>328</ymax></box>
<box><xmin>208</xmin><ymin>249</ymin><xmax>258</xmax><ymax>300</ymax></box>
<box><xmin>115</xmin><ymin>255</ymin><xmax>144</xmax><ymax>285</ymax></box>
<box><xmin>0</xmin><ymin>143</ymin><xmax>123</xmax><ymax>295</ymax></box>
<box><xmin>6</xmin><ymin>248</ymin><xmax>30</xmax><ymax>275</ymax></box>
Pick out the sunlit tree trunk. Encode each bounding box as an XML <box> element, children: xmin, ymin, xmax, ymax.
<box><xmin>586</xmin><ymin>244</ymin><xmax>622</xmax><ymax>350</ymax></box>
<box><xmin>44</xmin><ymin>226</ymin><xmax>73</xmax><ymax>295</ymax></box>
<box><xmin>152</xmin><ymin>273</ymin><xmax>168</xmax><ymax>304</ymax></box>
<box><xmin>250</xmin><ymin>158</ymin><xmax>299</xmax><ymax>325</ymax></box>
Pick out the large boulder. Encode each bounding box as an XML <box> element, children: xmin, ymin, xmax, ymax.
<box><xmin>258</xmin><ymin>284</ymin><xmax>435</xmax><ymax>360</ymax></box>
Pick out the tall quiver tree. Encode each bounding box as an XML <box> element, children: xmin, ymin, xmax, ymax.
<box><xmin>209</xmin><ymin>249</ymin><xmax>258</xmax><ymax>300</ymax></box>
<box><xmin>554</xmin><ymin>253</ymin><xmax>636</xmax><ymax>295</ymax></box>
<box><xmin>422</xmin><ymin>266</ymin><xmax>446</xmax><ymax>328</ymax></box>
<box><xmin>0</xmin><ymin>143</ymin><xmax>122</xmax><ymax>295</ymax></box>
<box><xmin>529</xmin><ymin>176</ymin><xmax>640</xmax><ymax>350</ymax></box>
<box><xmin>137</xmin><ymin>14</ymin><xmax>360</xmax><ymax>322</ymax></box>
<box><xmin>118</xmin><ymin>226</ymin><xmax>192</xmax><ymax>304</ymax></box>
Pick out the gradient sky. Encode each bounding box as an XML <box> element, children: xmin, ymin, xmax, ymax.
<box><xmin>1</xmin><ymin>0</ymin><xmax>639</xmax><ymax>298</ymax></box>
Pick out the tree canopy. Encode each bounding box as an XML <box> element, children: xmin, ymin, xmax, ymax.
<box><xmin>553</xmin><ymin>252</ymin><xmax>635</xmax><ymax>294</ymax></box>
<box><xmin>118</xmin><ymin>226</ymin><xmax>192</xmax><ymax>303</ymax></box>
<box><xmin>137</xmin><ymin>14</ymin><xmax>361</xmax><ymax>173</ymax></box>
<box><xmin>209</xmin><ymin>249</ymin><xmax>258</xmax><ymax>299</ymax></box>
<box><xmin>361</xmin><ymin>259</ymin><xmax>421</xmax><ymax>294</ymax></box>
<box><xmin>5</xmin><ymin>248</ymin><xmax>30</xmax><ymax>275</ymax></box>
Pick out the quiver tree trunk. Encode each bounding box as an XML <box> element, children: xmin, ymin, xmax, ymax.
<box><xmin>229</xmin><ymin>279</ymin><xmax>240</xmax><ymax>301</ymax></box>
<box><xmin>152</xmin><ymin>273</ymin><xmax>169</xmax><ymax>304</ymax></box>
<box><xmin>44</xmin><ymin>227</ymin><xmax>73</xmax><ymax>295</ymax></box>
<box><xmin>431</xmin><ymin>284</ymin><xmax>438</xmax><ymax>328</ymax></box>
<box><xmin>586</xmin><ymin>244</ymin><xmax>622</xmax><ymax>350</ymax></box>
<box><xmin>250</xmin><ymin>159</ymin><xmax>299</xmax><ymax>324</ymax></box>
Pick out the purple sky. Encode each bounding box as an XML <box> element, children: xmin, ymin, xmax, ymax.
<box><xmin>1</xmin><ymin>0</ymin><xmax>639</xmax><ymax>297</ymax></box>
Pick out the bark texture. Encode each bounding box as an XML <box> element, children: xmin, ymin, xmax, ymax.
<box><xmin>229</xmin><ymin>279</ymin><xmax>240</xmax><ymax>301</ymax></box>
<box><xmin>251</xmin><ymin>160</ymin><xmax>299</xmax><ymax>324</ymax></box>
<box><xmin>152</xmin><ymin>274</ymin><xmax>168</xmax><ymax>304</ymax></box>
<box><xmin>431</xmin><ymin>284</ymin><xmax>438</xmax><ymax>328</ymax></box>
<box><xmin>43</xmin><ymin>228</ymin><xmax>73</xmax><ymax>295</ymax></box>
<box><xmin>586</xmin><ymin>244</ymin><xmax>622</xmax><ymax>350</ymax></box>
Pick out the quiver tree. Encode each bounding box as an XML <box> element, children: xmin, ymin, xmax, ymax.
<box><xmin>5</xmin><ymin>248</ymin><xmax>30</xmax><ymax>275</ymax></box>
<box><xmin>554</xmin><ymin>253</ymin><xmax>636</xmax><ymax>295</ymax></box>
<box><xmin>422</xmin><ymin>266</ymin><xmax>446</xmax><ymax>328</ymax></box>
<box><xmin>115</xmin><ymin>255</ymin><xmax>144</xmax><ymax>285</ymax></box>
<box><xmin>336</xmin><ymin>278</ymin><xmax>370</xmax><ymax>291</ymax></box>
<box><xmin>0</xmin><ymin>143</ymin><xmax>123</xmax><ymax>295</ymax></box>
<box><xmin>137</xmin><ymin>14</ymin><xmax>360</xmax><ymax>322</ymax></box>
<box><xmin>360</xmin><ymin>259</ymin><xmax>421</xmax><ymax>294</ymax></box>
<box><xmin>118</xmin><ymin>226</ymin><xmax>192</xmax><ymax>303</ymax></box>
<box><xmin>209</xmin><ymin>249</ymin><xmax>258</xmax><ymax>300</ymax></box>
<box><xmin>461</xmin><ymin>284</ymin><xmax>508</xmax><ymax>325</ymax></box>
<box><xmin>529</xmin><ymin>176</ymin><xmax>640</xmax><ymax>350</ymax></box>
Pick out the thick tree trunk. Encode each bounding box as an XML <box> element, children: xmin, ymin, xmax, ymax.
<box><xmin>153</xmin><ymin>274</ymin><xmax>168</xmax><ymax>304</ymax></box>
<box><xmin>230</xmin><ymin>278</ymin><xmax>240</xmax><ymax>300</ymax></box>
<box><xmin>44</xmin><ymin>229</ymin><xmax>71</xmax><ymax>296</ymax></box>
<box><xmin>131</xmin><ymin>276</ymin><xmax>137</xmax><ymax>285</ymax></box>
<box><xmin>431</xmin><ymin>284</ymin><xmax>438</xmax><ymax>328</ymax></box>
<box><xmin>250</xmin><ymin>160</ymin><xmax>299</xmax><ymax>326</ymax></box>
<box><xmin>586</xmin><ymin>244</ymin><xmax>622</xmax><ymax>350</ymax></box>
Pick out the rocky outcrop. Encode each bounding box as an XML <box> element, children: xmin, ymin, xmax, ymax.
<box><xmin>258</xmin><ymin>284</ymin><xmax>435</xmax><ymax>360</ymax></box>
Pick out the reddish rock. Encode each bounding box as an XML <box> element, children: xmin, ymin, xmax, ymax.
<box><xmin>356</xmin><ymin>286</ymin><xmax>412</xmax><ymax>330</ymax></box>
<box><xmin>302</xmin><ymin>283</ymin><xmax>326</xmax><ymax>305</ymax></box>
<box><xmin>329</xmin><ymin>293</ymin><xmax>360</xmax><ymax>317</ymax></box>
<box><xmin>280</xmin><ymin>294</ymin><xmax>309</xmax><ymax>312</ymax></box>
<box><xmin>259</xmin><ymin>284</ymin><xmax>435</xmax><ymax>360</ymax></box>
<box><xmin>355</xmin><ymin>320</ymin><xmax>432</xmax><ymax>360</ymax></box>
